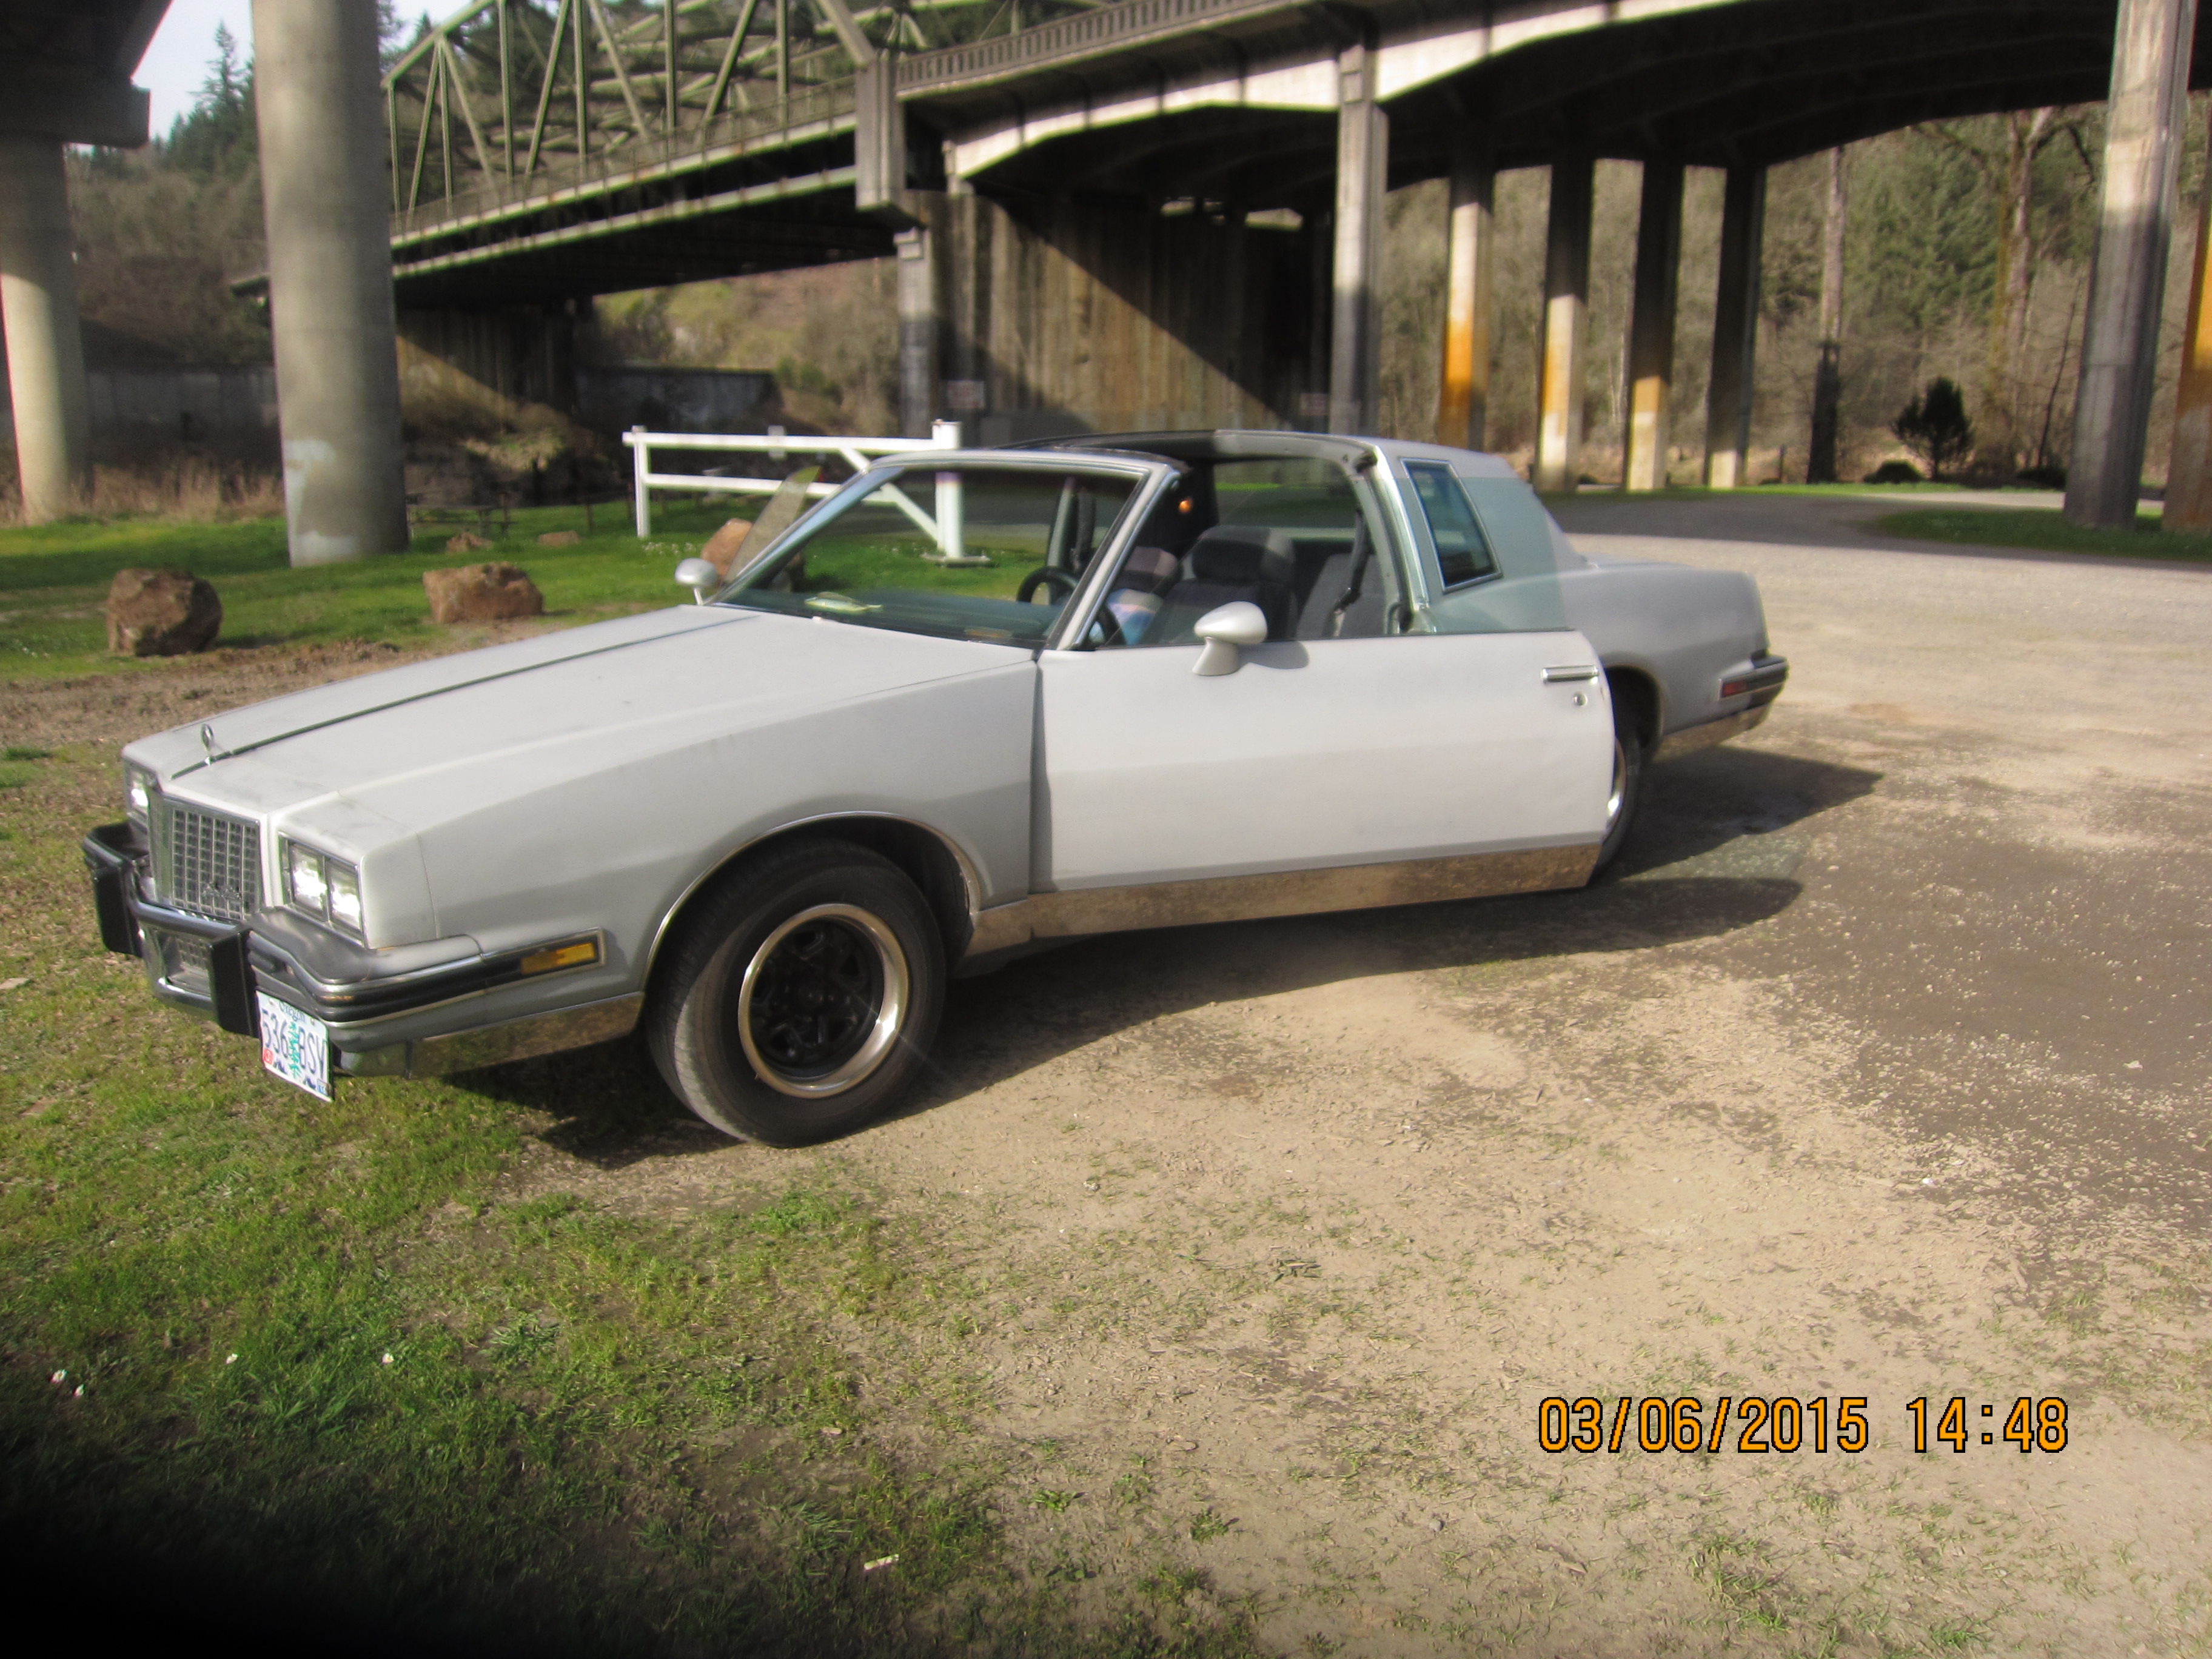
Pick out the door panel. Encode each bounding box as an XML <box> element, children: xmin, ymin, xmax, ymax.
<box><xmin>1036</xmin><ymin>631</ymin><xmax>1613</xmax><ymax>892</ymax></box>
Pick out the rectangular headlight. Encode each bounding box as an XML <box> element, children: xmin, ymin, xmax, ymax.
<box><xmin>326</xmin><ymin>862</ymin><xmax>364</xmax><ymax>935</ymax></box>
<box><xmin>124</xmin><ymin>764</ymin><xmax>155</xmax><ymax>826</ymax></box>
<box><xmin>283</xmin><ymin>839</ymin><xmax>364</xmax><ymax>939</ymax></box>
<box><xmin>286</xmin><ymin>842</ymin><xmax>327</xmax><ymax>912</ymax></box>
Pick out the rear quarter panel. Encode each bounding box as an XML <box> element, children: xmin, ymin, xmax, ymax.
<box><xmin>1557</xmin><ymin>560</ymin><xmax>1769</xmax><ymax>736</ymax></box>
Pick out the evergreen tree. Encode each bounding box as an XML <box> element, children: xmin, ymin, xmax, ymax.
<box><xmin>1893</xmin><ymin>378</ymin><xmax>1976</xmax><ymax>480</ymax></box>
<box><xmin>165</xmin><ymin>22</ymin><xmax>256</xmax><ymax>179</ymax></box>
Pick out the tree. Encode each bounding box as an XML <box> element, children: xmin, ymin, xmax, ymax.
<box><xmin>1806</xmin><ymin>146</ymin><xmax>1849</xmax><ymax>483</ymax></box>
<box><xmin>1920</xmin><ymin>109</ymin><xmax>2094</xmax><ymax>471</ymax></box>
<box><xmin>1893</xmin><ymin>377</ymin><xmax>1975</xmax><ymax>480</ymax></box>
<box><xmin>165</xmin><ymin>21</ymin><xmax>256</xmax><ymax>178</ymax></box>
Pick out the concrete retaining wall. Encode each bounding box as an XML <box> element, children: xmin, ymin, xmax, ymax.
<box><xmin>0</xmin><ymin>365</ymin><xmax>279</xmax><ymax>442</ymax></box>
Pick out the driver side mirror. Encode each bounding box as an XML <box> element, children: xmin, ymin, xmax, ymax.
<box><xmin>674</xmin><ymin>557</ymin><xmax>721</xmax><ymax>604</ymax></box>
<box><xmin>1191</xmin><ymin>601</ymin><xmax>1268</xmax><ymax>676</ymax></box>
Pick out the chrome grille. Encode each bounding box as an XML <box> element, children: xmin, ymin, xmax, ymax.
<box><xmin>150</xmin><ymin>796</ymin><xmax>262</xmax><ymax>921</ymax></box>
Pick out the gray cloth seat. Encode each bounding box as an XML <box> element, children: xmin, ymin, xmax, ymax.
<box><xmin>1294</xmin><ymin>540</ymin><xmax>1388</xmax><ymax>639</ymax></box>
<box><xmin>1152</xmin><ymin>526</ymin><xmax>1298</xmax><ymax>643</ymax></box>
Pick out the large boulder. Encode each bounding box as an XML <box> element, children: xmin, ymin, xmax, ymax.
<box><xmin>700</xmin><ymin>516</ymin><xmax>756</xmax><ymax>577</ymax></box>
<box><xmin>423</xmin><ymin>562</ymin><xmax>545</xmax><ymax>625</ymax></box>
<box><xmin>106</xmin><ymin>568</ymin><xmax>221</xmax><ymax>657</ymax></box>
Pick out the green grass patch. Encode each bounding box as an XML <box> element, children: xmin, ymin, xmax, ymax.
<box><xmin>0</xmin><ymin>501</ymin><xmax>752</xmax><ymax>680</ymax></box>
<box><xmin>1875</xmin><ymin>506</ymin><xmax>2212</xmax><ymax>562</ymax></box>
<box><xmin>0</xmin><ymin>745</ymin><xmax>1265</xmax><ymax>1654</ymax></box>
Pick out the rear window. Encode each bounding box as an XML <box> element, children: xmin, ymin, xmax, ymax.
<box><xmin>1404</xmin><ymin>461</ymin><xmax>1499</xmax><ymax>589</ymax></box>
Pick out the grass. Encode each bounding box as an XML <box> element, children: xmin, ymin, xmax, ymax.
<box><xmin>1876</xmin><ymin>506</ymin><xmax>2212</xmax><ymax>562</ymax></box>
<box><xmin>0</xmin><ymin>736</ymin><xmax>1265</xmax><ymax>1653</ymax></box>
<box><xmin>0</xmin><ymin>500</ymin><xmax>750</xmax><ymax>679</ymax></box>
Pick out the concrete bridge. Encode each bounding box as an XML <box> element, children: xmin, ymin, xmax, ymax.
<box><xmin>4</xmin><ymin>2</ymin><xmax>2209</xmax><ymax>552</ymax></box>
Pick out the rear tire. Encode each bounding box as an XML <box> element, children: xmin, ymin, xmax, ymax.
<box><xmin>647</xmin><ymin>840</ymin><xmax>944</xmax><ymax>1145</ymax></box>
<box><xmin>1591</xmin><ymin>679</ymin><xmax>1649</xmax><ymax>877</ymax></box>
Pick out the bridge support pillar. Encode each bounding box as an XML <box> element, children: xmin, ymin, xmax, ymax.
<box><xmin>1533</xmin><ymin>153</ymin><xmax>1594</xmax><ymax>494</ymax></box>
<box><xmin>0</xmin><ymin>135</ymin><xmax>92</xmax><ymax>523</ymax></box>
<box><xmin>1328</xmin><ymin>44</ymin><xmax>1387</xmax><ymax>437</ymax></box>
<box><xmin>2166</xmin><ymin>107</ymin><xmax>2212</xmax><ymax>531</ymax></box>
<box><xmin>1437</xmin><ymin>131</ymin><xmax>1495</xmax><ymax>450</ymax></box>
<box><xmin>252</xmin><ymin>0</ymin><xmax>409</xmax><ymax>565</ymax></box>
<box><xmin>2071</xmin><ymin>0</ymin><xmax>2196</xmax><ymax>530</ymax></box>
<box><xmin>1703</xmin><ymin>165</ymin><xmax>1765</xmax><ymax>490</ymax></box>
<box><xmin>896</xmin><ymin>212</ymin><xmax>945</xmax><ymax>440</ymax></box>
<box><xmin>1624</xmin><ymin>159</ymin><xmax>1684</xmax><ymax>492</ymax></box>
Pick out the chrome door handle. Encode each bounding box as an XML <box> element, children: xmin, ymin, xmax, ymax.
<box><xmin>1541</xmin><ymin>664</ymin><xmax>1600</xmax><ymax>683</ymax></box>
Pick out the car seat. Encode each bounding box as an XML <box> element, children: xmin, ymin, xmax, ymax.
<box><xmin>1153</xmin><ymin>526</ymin><xmax>1298</xmax><ymax>643</ymax></box>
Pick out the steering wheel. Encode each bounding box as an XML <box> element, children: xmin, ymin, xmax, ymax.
<box><xmin>1017</xmin><ymin>566</ymin><xmax>1080</xmax><ymax>604</ymax></box>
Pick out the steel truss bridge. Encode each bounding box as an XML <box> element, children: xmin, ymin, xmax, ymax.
<box><xmin>377</xmin><ymin>0</ymin><xmax>2197</xmax><ymax>309</ymax></box>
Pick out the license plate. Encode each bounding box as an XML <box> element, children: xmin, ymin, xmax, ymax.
<box><xmin>258</xmin><ymin>993</ymin><xmax>331</xmax><ymax>1100</ymax></box>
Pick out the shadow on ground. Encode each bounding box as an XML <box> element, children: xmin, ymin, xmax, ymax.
<box><xmin>454</xmin><ymin>747</ymin><xmax>1880</xmax><ymax>1161</ymax></box>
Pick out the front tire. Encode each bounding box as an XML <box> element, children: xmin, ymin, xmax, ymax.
<box><xmin>648</xmin><ymin>840</ymin><xmax>945</xmax><ymax>1145</ymax></box>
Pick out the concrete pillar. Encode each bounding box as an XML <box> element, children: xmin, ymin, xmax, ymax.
<box><xmin>942</xmin><ymin>189</ymin><xmax>991</xmax><ymax>415</ymax></box>
<box><xmin>895</xmin><ymin>209</ymin><xmax>943</xmax><ymax>439</ymax></box>
<box><xmin>2070</xmin><ymin>0</ymin><xmax>2196</xmax><ymax>530</ymax></box>
<box><xmin>252</xmin><ymin>0</ymin><xmax>411</xmax><ymax>565</ymax></box>
<box><xmin>1623</xmin><ymin>158</ymin><xmax>1684</xmax><ymax>492</ymax></box>
<box><xmin>1533</xmin><ymin>153</ymin><xmax>1594</xmax><ymax>494</ymax></box>
<box><xmin>1807</xmin><ymin>147</ymin><xmax>1849</xmax><ymax>484</ymax></box>
<box><xmin>0</xmin><ymin>136</ymin><xmax>92</xmax><ymax>522</ymax></box>
<box><xmin>1703</xmin><ymin>164</ymin><xmax>1766</xmax><ymax>490</ymax></box>
<box><xmin>854</xmin><ymin>56</ymin><xmax>903</xmax><ymax>215</ymax></box>
<box><xmin>2165</xmin><ymin>108</ymin><xmax>2212</xmax><ymax>531</ymax></box>
<box><xmin>1328</xmin><ymin>43</ymin><xmax>1387</xmax><ymax>437</ymax></box>
<box><xmin>1436</xmin><ymin>131</ymin><xmax>1495</xmax><ymax>450</ymax></box>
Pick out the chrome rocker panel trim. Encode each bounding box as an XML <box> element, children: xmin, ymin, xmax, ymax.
<box><xmin>967</xmin><ymin>843</ymin><xmax>1599</xmax><ymax>958</ymax></box>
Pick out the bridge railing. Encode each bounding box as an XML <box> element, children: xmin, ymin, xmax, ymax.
<box><xmin>623</xmin><ymin>421</ymin><xmax>964</xmax><ymax>537</ymax></box>
<box><xmin>897</xmin><ymin>0</ymin><xmax>1300</xmax><ymax>92</ymax></box>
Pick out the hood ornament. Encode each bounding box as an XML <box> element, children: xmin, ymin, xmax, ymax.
<box><xmin>200</xmin><ymin>723</ymin><xmax>216</xmax><ymax>758</ymax></box>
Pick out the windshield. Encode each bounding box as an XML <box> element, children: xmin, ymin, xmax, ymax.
<box><xmin>724</xmin><ymin>464</ymin><xmax>1141</xmax><ymax>644</ymax></box>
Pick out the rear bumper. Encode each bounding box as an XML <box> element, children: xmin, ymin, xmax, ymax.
<box><xmin>81</xmin><ymin>823</ymin><xmax>640</xmax><ymax>1078</ymax></box>
<box><xmin>1652</xmin><ymin>652</ymin><xmax>1788</xmax><ymax>762</ymax></box>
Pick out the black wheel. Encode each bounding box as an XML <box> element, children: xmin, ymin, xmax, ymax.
<box><xmin>647</xmin><ymin>840</ymin><xmax>944</xmax><ymax>1145</ymax></box>
<box><xmin>1016</xmin><ymin>566</ymin><xmax>1079</xmax><ymax>604</ymax></box>
<box><xmin>1591</xmin><ymin>678</ymin><xmax>1649</xmax><ymax>876</ymax></box>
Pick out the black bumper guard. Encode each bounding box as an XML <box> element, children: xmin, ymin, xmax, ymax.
<box><xmin>85</xmin><ymin>821</ymin><xmax>261</xmax><ymax>1036</ymax></box>
<box><xmin>83</xmin><ymin>822</ymin><xmax>603</xmax><ymax>1041</ymax></box>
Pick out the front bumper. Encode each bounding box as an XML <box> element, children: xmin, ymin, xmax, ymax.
<box><xmin>81</xmin><ymin>822</ymin><xmax>640</xmax><ymax>1079</ymax></box>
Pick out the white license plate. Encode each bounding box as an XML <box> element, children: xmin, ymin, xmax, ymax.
<box><xmin>258</xmin><ymin>993</ymin><xmax>331</xmax><ymax>1100</ymax></box>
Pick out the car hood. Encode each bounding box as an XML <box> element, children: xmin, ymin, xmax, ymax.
<box><xmin>132</xmin><ymin>605</ymin><xmax>1032</xmax><ymax>830</ymax></box>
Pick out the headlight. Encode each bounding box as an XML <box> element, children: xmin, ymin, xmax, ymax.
<box><xmin>327</xmin><ymin>862</ymin><xmax>364</xmax><ymax>934</ymax></box>
<box><xmin>124</xmin><ymin>764</ymin><xmax>155</xmax><ymax>826</ymax></box>
<box><xmin>283</xmin><ymin>839</ymin><xmax>364</xmax><ymax>939</ymax></box>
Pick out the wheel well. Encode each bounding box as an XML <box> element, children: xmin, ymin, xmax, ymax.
<box><xmin>1605</xmin><ymin>666</ymin><xmax>1661</xmax><ymax>751</ymax></box>
<box><xmin>647</xmin><ymin>818</ymin><xmax>976</xmax><ymax>990</ymax></box>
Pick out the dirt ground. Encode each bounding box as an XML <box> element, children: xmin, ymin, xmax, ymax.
<box><xmin>17</xmin><ymin>502</ymin><xmax>2212</xmax><ymax>1655</ymax></box>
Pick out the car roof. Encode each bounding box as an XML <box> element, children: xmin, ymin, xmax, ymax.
<box><xmin>1004</xmin><ymin>428</ymin><xmax>1522</xmax><ymax>478</ymax></box>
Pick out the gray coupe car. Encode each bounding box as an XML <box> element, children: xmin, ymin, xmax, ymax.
<box><xmin>84</xmin><ymin>430</ymin><xmax>1785</xmax><ymax>1144</ymax></box>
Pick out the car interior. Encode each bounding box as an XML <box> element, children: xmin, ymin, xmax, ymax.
<box><xmin>1036</xmin><ymin>437</ymin><xmax>1401</xmax><ymax>647</ymax></box>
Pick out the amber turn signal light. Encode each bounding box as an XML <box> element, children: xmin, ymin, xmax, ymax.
<box><xmin>518</xmin><ymin>938</ymin><xmax>600</xmax><ymax>976</ymax></box>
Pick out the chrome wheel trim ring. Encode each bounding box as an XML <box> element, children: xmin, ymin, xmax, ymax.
<box><xmin>1604</xmin><ymin>734</ymin><xmax>1629</xmax><ymax>833</ymax></box>
<box><xmin>736</xmin><ymin>902</ymin><xmax>910</xmax><ymax>1099</ymax></box>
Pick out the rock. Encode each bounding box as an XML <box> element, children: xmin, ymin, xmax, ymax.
<box><xmin>535</xmin><ymin>529</ymin><xmax>582</xmax><ymax>547</ymax></box>
<box><xmin>106</xmin><ymin>568</ymin><xmax>221</xmax><ymax>657</ymax></box>
<box><xmin>700</xmin><ymin>516</ymin><xmax>756</xmax><ymax>577</ymax></box>
<box><xmin>423</xmin><ymin>562</ymin><xmax>545</xmax><ymax>625</ymax></box>
<box><xmin>445</xmin><ymin>531</ymin><xmax>493</xmax><ymax>553</ymax></box>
